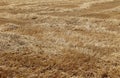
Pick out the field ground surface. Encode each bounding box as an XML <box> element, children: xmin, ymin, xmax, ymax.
<box><xmin>0</xmin><ymin>0</ymin><xmax>120</xmax><ymax>78</ymax></box>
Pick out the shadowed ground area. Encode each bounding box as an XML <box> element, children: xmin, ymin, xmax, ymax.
<box><xmin>0</xmin><ymin>0</ymin><xmax>120</xmax><ymax>78</ymax></box>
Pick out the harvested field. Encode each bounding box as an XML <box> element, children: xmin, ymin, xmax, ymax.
<box><xmin>0</xmin><ymin>0</ymin><xmax>120</xmax><ymax>78</ymax></box>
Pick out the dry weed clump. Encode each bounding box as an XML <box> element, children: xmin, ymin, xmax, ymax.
<box><xmin>0</xmin><ymin>32</ymin><xmax>42</xmax><ymax>53</ymax></box>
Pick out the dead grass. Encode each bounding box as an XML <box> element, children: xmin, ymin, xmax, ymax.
<box><xmin>0</xmin><ymin>50</ymin><xmax>120</xmax><ymax>78</ymax></box>
<box><xmin>0</xmin><ymin>0</ymin><xmax>120</xmax><ymax>78</ymax></box>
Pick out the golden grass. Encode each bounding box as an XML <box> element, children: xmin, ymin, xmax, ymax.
<box><xmin>0</xmin><ymin>0</ymin><xmax>120</xmax><ymax>78</ymax></box>
<box><xmin>0</xmin><ymin>50</ymin><xmax>120</xmax><ymax>78</ymax></box>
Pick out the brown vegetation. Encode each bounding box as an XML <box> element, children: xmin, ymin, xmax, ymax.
<box><xmin>0</xmin><ymin>0</ymin><xmax>120</xmax><ymax>78</ymax></box>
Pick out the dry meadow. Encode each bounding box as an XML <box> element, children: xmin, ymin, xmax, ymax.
<box><xmin>0</xmin><ymin>0</ymin><xmax>120</xmax><ymax>78</ymax></box>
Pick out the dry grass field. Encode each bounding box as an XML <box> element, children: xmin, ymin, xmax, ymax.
<box><xmin>0</xmin><ymin>0</ymin><xmax>120</xmax><ymax>78</ymax></box>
